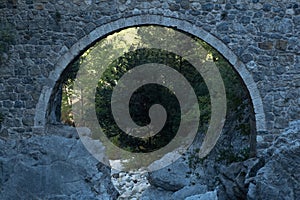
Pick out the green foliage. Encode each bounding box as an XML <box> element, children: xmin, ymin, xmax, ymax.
<box><xmin>95</xmin><ymin>48</ymin><xmax>191</xmax><ymax>152</ymax></box>
<box><xmin>216</xmin><ymin>147</ymin><xmax>250</xmax><ymax>164</ymax></box>
<box><xmin>60</xmin><ymin>26</ymin><xmax>251</xmax><ymax>157</ymax></box>
<box><xmin>188</xmin><ymin>148</ymin><xmax>206</xmax><ymax>170</ymax></box>
<box><xmin>196</xmin><ymin>38</ymin><xmax>249</xmax><ymax>112</ymax></box>
<box><xmin>61</xmin><ymin>81</ymin><xmax>74</xmax><ymax>125</ymax></box>
<box><xmin>238</xmin><ymin>123</ymin><xmax>251</xmax><ymax>135</ymax></box>
<box><xmin>60</xmin><ymin>58</ymin><xmax>82</xmax><ymax>125</ymax></box>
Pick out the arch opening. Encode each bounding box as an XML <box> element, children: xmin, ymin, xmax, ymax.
<box><xmin>35</xmin><ymin>16</ymin><xmax>266</xmax><ymax>160</ymax></box>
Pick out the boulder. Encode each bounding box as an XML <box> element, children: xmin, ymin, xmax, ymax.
<box><xmin>171</xmin><ymin>184</ymin><xmax>207</xmax><ymax>199</ymax></box>
<box><xmin>218</xmin><ymin>120</ymin><xmax>300</xmax><ymax>200</ymax></box>
<box><xmin>142</xmin><ymin>120</ymin><xmax>300</xmax><ymax>200</ymax></box>
<box><xmin>147</xmin><ymin>156</ymin><xmax>190</xmax><ymax>191</ymax></box>
<box><xmin>185</xmin><ymin>190</ymin><xmax>218</xmax><ymax>200</ymax></box>
<box><xmin>249</xmin><ymin>120</ymin><xmax>300</xmax><ymax>200</ymax></box>
<box><xmin>140</xmin><ymin>186</ymin><xmax>173</xmax><ymax>200</ymax></box>
<box><xmin>218</xmin><ymin>158</ymin><xmax>264</xmax><ymax>199</ymax></box>
<box><xmin>0</xmin><ymin>133</ymin><xmax>119</xmax><ymax>199</ymax></box>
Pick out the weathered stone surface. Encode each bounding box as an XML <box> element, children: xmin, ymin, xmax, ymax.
<box><xmin>185</xmin><ymin>190</ymin><xmax>218</xmax><ymax>200</ymax></box>
<box><xmin>258</xmin><ymin>41</ymin><xmax>273</xmax><ymax>50</ymax></box>
<box><xmin>140</xmin><ymin>186</ymin><xmax>173</xmax><ymax>200</ymax></box>
<box><xmin>202</xmin><ymin>3</ymin><xmax>214</xmax><ymax>12</ymax></box>
<box><xmin>171</xmin><ymin>184</ymin><xmax>207</xmax><ymax>200</ymax></box>
<box><xmin>148</xmin><ymin>157</ymin><xmax>190</xmax><ymax>191</ymax></box>
<box><xmin>0</xmin><ymin>134</ymin><xmax>119</xmax><ymax>199</ymax></box>
<box><xmin>217</xmin><ymin>120</ymin><xmax>300</xmax><ymax>200</ymax></box>
<box><xmin>275</xmin><ymin>39</ymin><xmax>288</xmax><ymax>50</ymax></box>
<box><xmin>145</xmin><ymin>107</ymin><xmax>253</xmax><ymax>198</ymax></box>
<box><xmin>218</xmin><ymin>158</ymin><xmax>265</xmax><ymax>200</ymax></box>
<box><xmin>144</xmin><ymin>120</ymin><xmax>299</xmax><ymax>200</ymax></box>
<box><xmin>250</xmin><ymin>120</ymin><xmax>300</xmax><ymax>200</ymax></box>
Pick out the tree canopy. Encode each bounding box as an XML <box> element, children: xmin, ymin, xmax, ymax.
<box><xmin>60</xmin><ymin>26</ymin><xmax>250</xmax><ymax>156</ymax></box>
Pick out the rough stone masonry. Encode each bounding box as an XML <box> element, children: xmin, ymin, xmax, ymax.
<box><xmin>0</xmin><ymin>0</ymin><xmax>299</xmax><ymax>159</ymax></box>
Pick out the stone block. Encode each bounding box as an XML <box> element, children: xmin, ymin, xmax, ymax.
<box><xmin>275</xmin><ymin>40</ymin><xmax>288</xmax><ymax>51</ymax></box>
<box><xmin>258</xmin><ymin>41</ymin><xmax>273</xmax><ymax>50</ymax></box>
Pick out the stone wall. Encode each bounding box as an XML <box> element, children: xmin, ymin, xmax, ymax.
<box><xmin>0</xmin><ymin>0</ymin><xmax>299</xmax><ymax>149</ymax></box>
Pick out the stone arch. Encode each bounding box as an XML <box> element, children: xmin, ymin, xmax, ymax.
<box><xmin>34</xmin><ymin>14</ymin><xmax>266</xmax><ymax>135</ymax></box>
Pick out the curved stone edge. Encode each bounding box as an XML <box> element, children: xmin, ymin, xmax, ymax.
<box><xmin>34</xmin><ymin>14</ymin><xmax>266</xmax><ymax>134</ymax></box>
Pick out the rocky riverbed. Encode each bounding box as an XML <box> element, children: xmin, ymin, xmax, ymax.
<box><xmin>110</xmin><ymin>120</ymin><xmax>300</xmax><ymax>200</ymax></box>
<box><xmin>0</xmin><ymin>120</ymin><xmax>299</xmax><ymax>199</ymax></box>
<box><xmin>111</xmin><ymin>169</ymin><xmax>150</xmax><ymax>199</ymax></box>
